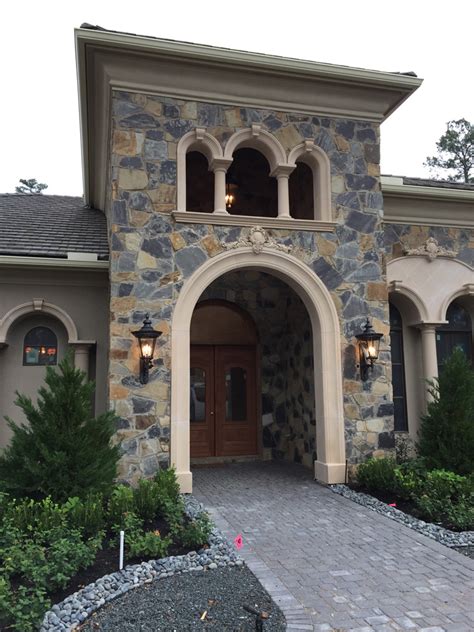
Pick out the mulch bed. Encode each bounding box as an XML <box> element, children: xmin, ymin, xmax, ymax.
<box><xmin>79</xmin><ymin>565</ymin><xmax>286</xmax><ymax>631</ymax></box>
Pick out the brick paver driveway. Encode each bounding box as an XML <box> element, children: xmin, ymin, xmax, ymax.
<box><xmin>193</xmin><ymin>461</ymin><xmax>474</xmax><ymax>632</ymax></box>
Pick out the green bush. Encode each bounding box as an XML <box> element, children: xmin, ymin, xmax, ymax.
<box><xmin>356</xmin><ymin>457</ymin><xmax>398</xmax><ymax>493</ymax></box>
<box><xmin>418</xmin><ymin>348</ymin><xmax>474</xmax><ymax>475</ymax></box>
<box><xmin>413</xmin><ymin>470</ymin><xmax>474</xmax><ymax>530</ymax></box>
<box><xmin>63</xmin><ymin>494</ymin><xmax>105</xmax><ymax>537</ymax></box>
<box><xmin>133</xmin><ymin>479</ymin><xmax>162</xmax><ymax>524</ymax></box>
<box><xmin>394</xmin><ymin>458</ymin><xmax>428</xmax><ymax>501</ymax></box>
<box><xmin>178</xmin><ymin>513</ymin><xmax>213</xmax><ymax>549</ymax></box>
<box><xmin>154</xmin><ymin>467</ymin><xmax>181</xmax><ymax>505</ymax></box>
<box><xmin>0</xmin><ymin>354</ymin><xmax>121</xmax><ymax>502</ymax></box>
<box><xmin>128</xmin><ymin>531</ymin><xmax>171</xmax><ymax>558</ymax></box>
<box><xmin>107</xmin><ymin>484</ymin><xmax>134</xmax><ymax>527</ymax></box>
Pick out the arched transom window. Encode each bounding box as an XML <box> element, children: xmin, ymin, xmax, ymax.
<box><xmin>23</xmin><ymin>327</ymin><xmax>58</xmax><ymax>366</ymax></box>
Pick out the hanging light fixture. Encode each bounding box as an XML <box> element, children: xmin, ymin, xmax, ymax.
<box><xmin>225</xmin><ymin>172</ymin><xmax>238</xmax><ymax>210</ymax></box>
<box><xmin>355</xmin><ymin>318</ymin><xmax>383</xmax><ymax>381</ymax></box>
<box><xmin>132</xmin><ymin>314</ymin><xmax>162</xmax><ymax>384</ymax></box>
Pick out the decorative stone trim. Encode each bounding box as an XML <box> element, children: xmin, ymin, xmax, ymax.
<box><xmin>331</xmin><ymin>485</ymin><xmax>474</xmax><ymax>548</ymax></box>
<box><xmin>403</xmin><ymin>237</ymin><xmax>457</xmax><ymax>261</ymax></box>
<box><xmin>172</xmin><ymin>210</ymin><xmax>336</xmax><ymax>232</ymax></box>
<box><xmin>40</xmin><ymin>496</ymin><xmax>241</xmax><ymax>631</ymax></box>
<box><xmin>223</xmin><ymin>226</ymin><xmax>293</xmax><ymax>255</ymax></box>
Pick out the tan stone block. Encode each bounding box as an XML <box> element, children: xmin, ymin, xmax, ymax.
<box><xmin>149</xmin><ymin>185</ymin><xmax>176</xmax><ymax>205</ymax></box>
<box><xmin>168</xmin><ymin>143</ymin><xmax>177</xmax><ymax>160</ymax></box>
<box><xmin>371</xmin><ymin>380</ymin><xmax>391</xmax><ymax>396</ymax></box>
<box><xmin>170</xmin><ymin>232</ymin><xmax>186</xmax><ymax>251</ymax></box>
<box><xmin>160</xmin><ymin>415</ymin><xmax>170</xmax><ymax>427</ymax></box>
<box><xmin>155</xmin><ymin>320</ymin><xmax>170</xmax><ymax>336</ymax></box>
<box><xmin>111</xmin><ymin>296</ymin><xmax>137</xmax><ymax>312</ymax></box>
<box><xmin>137</xmin><ymin>251</ymin><xmax>157</xmax><ymax>269</ymax></box>
<box><xmin>344</xmin><ymin>380</ymin><xmax>360</xmax><ymax>394</ymax></box>
<box><xmin>180</xmin><ymin>102</ymin><xmax>197</xmax><ymax>119</ymax></box>
<box><xmin>367</xmin><ymin>432</ymin><xmax>378</xmax><ymax>445</ymax></box>
<box><xmin>367</xmin><ymin>281</ymin><xmax>388</xmax><ymax>301</ymax></box>
<box><xmin>130</xmin><ymin>211</ymin><xmax>150</xmax><ymax>227</ymax></box>
<box><xmin>356</xmin><ymin>420</ymin><xmax>367</xmax><ymax>432</ymax></box>
<box><xmin>110</xmin><ymin>384</ymin><xmax>129</xmax><ymax>399</ymax></box>
<box><xmin>125</xmin><ymin>233</ymin><xmax>142</xmax><ymax>252</ymax></box>
<box><xmin>145</xmin><ymin>99</ymin><xmax>163</xmax><ymax>117</ymax></box>
<box><xmin>115</xmin><ymin>400</ymin><xmax>133</xmax><ymax>417</ymax></box>
<box><xmin>113</xmin><ymin>131</ymin><xmax>138</xmax><ymax>156</ymax></box>
<box><xmin>152</xmin><ymin>204</ymin><xmax>175</xmax><ymax>214</ymax></box>
<box><xmin>316</xmin><ymin>236</ymin><xmax>337</xmax><ymax>256</ymax></box>
<box><xmin>359</xmin><ymin>234</ymin><xmax>374</xmax><ymax>252</ymax></box>
<box><xmin>371</xmin><ymin>318</ymin><xmax>390</xmax><ymax>337</ymax></box>
<box><xmin>331</xmin><ymin>175</ymin><xmax>345</xmax><ymax>194</ymax></box>
<box><xmin>201</xmin><ymin>234</ymin><xmax>224</xmax><ymax>257</ymax></box>
<box><xmin>366</xmin><ymin>419</ymin><xmax>385</xmax><ymax>433</ymax></box>
<box><xmin>225</xmin><ymin>108</ymin><xmax>242</xmax><ymax>127</ymax></box>
<box><xmin>275</xmin><ymin>125</ymin><xmax>303</xmax><ymax>150</ymax></box>
<box><xmin>335</xmin><ymin>135</ymin><xmax>350</xmax><ymax>152</ymax></box>
<box><xmin>118</xmin><ymin>169</ymin><xmax>148</xmax><ymax>190</ymax></box>
<box><xmin>114</xmin><ymin>272</ymin><xmax>137</xmax><ymax>281</ymax></box>
<box><xmin>367</xmin><ymin>163</ymin><xmax>380</xmax><ymax>177</ymax></box>
<box><xmin>344</xmin><ymin>403</ymin><xmax>359</xmax><ymax>419</ymax></box>
<box><xmin>132</xmin><ymin>93</ymin><xmax>147</xmax><ymax>107</ymax></box>
<box><xmin>140</xmin><ymin>439</ymin><xmax>159</xmax><ymax>457</ymax></box>
<box><xmin>110</xmin><ymin>349</ymin><xmax>129</xmax><ymax>360</ymax></box>
<box><xmin>136</xmin><ymin>415</ymin><xmax>155</xmax><ymax>430</ymax></box>
<box><xmin>160</xmin><ymin>270</ymin><xmax>181</xmax><ymax>286</ymax></box>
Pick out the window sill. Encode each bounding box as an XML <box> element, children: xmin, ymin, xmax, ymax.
<box><xmin>172</xmin><ymin>211</ymin><xmax>336</xmax><ymax>232</ymax></box>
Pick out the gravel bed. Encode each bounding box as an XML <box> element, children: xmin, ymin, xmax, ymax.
<box><xmin>79</xmin><ymin>565</ymin><xmax>285</xmax><ymax>631</ymax></box>
<box><xmin>331</xmin><ymin>484</ymin><xmax>474</xmax><ymax>548</ymax></box>
<box><xmin>41</xmin><ymin>496</ymin><xmax>241</xmax><ymax>631</ymax></box>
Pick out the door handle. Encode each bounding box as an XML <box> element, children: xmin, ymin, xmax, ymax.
<box><xmin>210</xmin><ymin>411</ymin><xmax>214</xmax><ymax>415</ymax></box>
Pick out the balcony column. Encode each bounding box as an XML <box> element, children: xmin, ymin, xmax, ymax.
<box><xmin>210</xmin><ymin>158</ymin><xmax>233</xmax><ymax>215</ymax></box>
<box><xmin>419</xmin><ymin>324</ymin><xmax>439</xmax><ymax>404</ymax></box>
<box><xmin>272</xmin><ymin>165</ymin><xmax>295</xmax><ymax>219</ymax></box>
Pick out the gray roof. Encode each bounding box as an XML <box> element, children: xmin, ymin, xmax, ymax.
<box><xmin>402</xmin><ymin>176</ymin><xmax>474</xmax><ymax>190</ymax></box>
<box><xmin>0</xmin><ymin>194</ymin><xmax>109</xmax><ymax>260</ymax></box>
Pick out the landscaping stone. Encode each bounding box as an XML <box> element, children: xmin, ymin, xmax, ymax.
<box><xmin>40</xmin><ymin>496</ymin><xmax>241</xmax><ymax>631</ymax></box>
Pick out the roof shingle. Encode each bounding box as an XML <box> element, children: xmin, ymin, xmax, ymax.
<box><xmin>0</xmin><ymin>194</ymin><xmax>109</xmax><ymax>260</ymax></box>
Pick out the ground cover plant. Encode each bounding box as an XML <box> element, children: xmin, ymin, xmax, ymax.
<box><xmin>0</xmin><ymin>357</ymin><xmax>213</xmax><ymax>631</ymax></box>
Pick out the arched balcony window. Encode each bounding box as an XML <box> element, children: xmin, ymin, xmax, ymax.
<box><xmin>23</xmin><ymin>326</ymin><xmax>57</xmax><ymax>366</ymax></box>
<box><xmin>175</xmin><ymin>126</ymin><xmax>335</xmax><ymax>230</ymax></box>
<box><xmin>186</xmin><ymin>151</ymin><xmax>214</xmax><ymax>213</ymax></box>
<box><xmin>436</xmin><ymin>302</ymin><xmax>473</xmax><ymax>373</ymax></box>
<box><xmin>389</xmin><ymin>303</ymin><xmax>408</xmax><ymax>432</ymax></box>
<box><xmin>289</xmin><ymin>162</ymin><xmax>314</xmax><ymax>220</ymax></box>
<box><xmin>225</xmin><ymin>148</ymin><xmax>278</xmax><ymax>218</ymax></box>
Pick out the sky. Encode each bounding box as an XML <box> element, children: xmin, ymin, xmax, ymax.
<box><xmin>1</xmin><ymin>0</ymin><xmax>473</xmax><ymax>196</ymax></box>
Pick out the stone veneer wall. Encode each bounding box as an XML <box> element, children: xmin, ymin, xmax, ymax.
<box><xmin>384</xmin><ymin>223</ymin><xmax>474</xmax><ymax>266</ymax></box>
<box><xmin>109</xmin><ymin>91</ymin><xmax>395</xmax><ymax>483</ymax></box>
<box><xmin>199</xmin><ymin>271</ymin><xmax>315</xmax><ymax>467</ymax></box>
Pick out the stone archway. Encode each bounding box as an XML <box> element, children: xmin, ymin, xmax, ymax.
<box><xmin>170</xmin><ymin>248</ymin><xmax>345</xmax><ymax>492</ymax></box>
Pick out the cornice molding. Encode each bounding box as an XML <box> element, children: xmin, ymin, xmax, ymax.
<box><xmin>0</xmin><ymin>255</ymin><xmax>109</xmax><ymax>270</ymax></box>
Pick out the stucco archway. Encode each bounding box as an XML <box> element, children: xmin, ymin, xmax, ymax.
<box><xmin>171</xmin><ymin>248</ymin><xmax>346</xmax><ymax>492</ymax></box>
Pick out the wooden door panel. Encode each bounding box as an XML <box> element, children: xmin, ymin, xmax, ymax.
<box><xmin>190</xmin><ymin>346</ymin><xmax>215</xmax><ymax>457</ymax></box>
<box><xmin>215</xmin><ymin>346</ymin><xmax>257</xmax><ymax>457</ymax></box>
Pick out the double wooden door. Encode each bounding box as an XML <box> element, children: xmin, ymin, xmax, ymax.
<box><xmin>190</xmin><ymin>345</ymin><xmax>257</xmax><ymax>458</ymax></box>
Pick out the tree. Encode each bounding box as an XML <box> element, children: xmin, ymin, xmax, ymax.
<box><xmin>417</xmin><ymin>348</ymin><xmax>474</xmax><ymax>475</ymax></box>
<box><xmin>15</xmin><ymin>178</ymin><xmax>48</xmax><ymax>194</ymax></box>
<box><xmin>0</xmin><ymin>354</ymin><xmax>121</xmax><ymax>501</ymax></box>
<box><xmin>424</xmin><ymin>119</ymin><xmax>474</xmax><ymax>183</ymax></box>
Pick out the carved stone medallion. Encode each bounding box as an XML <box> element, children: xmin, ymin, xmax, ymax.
<box><xmin>403</xmin><ymin>237</ymin><xmax>456</xmax><ymax>262</ymax></box>
<box><xmin>223</xmin><ymin>226</ymin><xmax>293</xmax><ymax>255</ymax></box>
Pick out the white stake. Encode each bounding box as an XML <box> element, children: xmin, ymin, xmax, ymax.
<box><xmin>119</xmin><ymin>530</ymin><xmax>125</xmax><ymax>570</ymax></box>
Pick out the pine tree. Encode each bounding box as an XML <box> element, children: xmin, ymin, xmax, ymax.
<box><xmin>417</xmin><ymin>348</ymin><xmax>474</xmax><ymax>475</ymax></box>
<box><xmin>0</xmin><ymin>354</ymin><xmax>120</xmax><ymax>501</ymax></box>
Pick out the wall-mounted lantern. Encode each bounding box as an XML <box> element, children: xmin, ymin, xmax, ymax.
<box><xmin>225</xmin><ymin>173</ymin><xmax>238</xmax><ymax>210</ymax></box>
<box><xmin>355</xmin><ymin>318</ymin><xmax>383</xmax><ymax>381</ymax></box>
<box><xmin>132</xmin><ymin>314</ymin><xmax>162</xmax><ymax>384</ymax></box>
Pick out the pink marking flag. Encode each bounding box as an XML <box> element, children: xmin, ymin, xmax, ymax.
<box><xmin>234</xmin><ymin>534</ymin><xmax>243</xmax><ymax>550</ymax></box>
<box><xmin>388</xmin><ymin>503</ymin><xmax>397</xmax><ymax>507</ymax></box>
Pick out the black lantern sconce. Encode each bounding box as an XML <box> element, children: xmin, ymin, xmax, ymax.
<box><xmin>132</xmin><ymin>314</ymin><xmax>162</xmax><ymax>384</ymax></box>
<box><xmin>225</xmin><ymin>173</ymin><xmax>239</xmax><ymax>210</ymax></box>
<box><xmin>355</xmin><ymin>318</ymin><xmax>383</xmax><ymax>381</ymax></box>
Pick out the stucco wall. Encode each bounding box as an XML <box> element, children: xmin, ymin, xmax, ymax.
<box><xmin>0</xmin><ymin>267</ymin><xmax>109</xmax><ymax>426</ymax></box>
<box><xmin>108</xmin><ymin>91</ymin><xmax>395</xmax><ymax>482</ymax></box>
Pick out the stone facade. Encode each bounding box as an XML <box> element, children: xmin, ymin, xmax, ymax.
<box><xmin>108</xmin><ymin>91</ymin><xmax>395</xmax><ymax>483</ymax></box>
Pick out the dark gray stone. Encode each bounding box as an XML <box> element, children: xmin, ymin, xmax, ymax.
<box><xmin>378</xmin><ymin>431</ymin><xmax>395</xmax><ymax>449</ymax></box>
<box><xmin>112</xmin><ymin>200</ymin><xmax>127</xmax><ymax>224</ymax></box>
<box><xmin>164</xmin><ymin>119</ymin><xmax>194</xmax><ymax>139</ymax></box>
<box><xmin>132</xmin><ymin>397</ymin><xmax>155</xmax><ymax>414</ymax></box>
<box><xmin>311</xmin><ymin>258</ymin><xmax>343</xmax><ymax>290</ymax></box>
<box><xmin>356</xmin><ymin>128</ymin><xmax>377</xmax><ymax>143</ymax></box>
<box><xmin>159</xmin><ymin>161</ymin><xmax>177</xmax><ymax>185</ymax></box>
<box><xmin>113</xmin><ymin>100</ymin><xmax>141</xmax><ymax>117</ymax></box>
<box><xmin>144</xmin><ymin>140</ymin><xmax>168</xmax><ymax>161</ymax></box>
<box><xmin>346</xmin><ymin>174</ymin><xmax>377</xmax><ymax>191</ymax></box>
<box><xmin>336</xmin><ymin>191</ymin><xmax>361</xmax><ymax>210</ymax></box>
<box><xmin>343</xmin><ymin>294</ymin><xmax>368</xmax><ymax>320</ymax></box>
<box><xmin>175</xmin><ymin>246</ymin><xmax>207</xmax><ymax>277</ymax></box>
<box><xmin>347</xmin><ymin>262</ymin><xmax>381</xmax><ymax>282</ymax></box>
<box><xmin>120</xmin><ymin>157</ymin><xmax>144</xmax><ymax>169</ymax></box>
<box><xmin>118</xmin><ymin>283</ymin><xmax>133</xmax><ymax>297</ymax></box>
<box><xmin>146</xmin><ymin>129</ymin><xmax>164</xmax><ymax>140</ymax></box>
<box><xmin>377</xmin><ymin>403</ymin><xmax>394</xmax><ymax>417</ymax></box>
<box><xmin>141</xmin><ymin>237</ymin><xmax>172</xmax><ymax>259</ymax></box>
<box><xmin>129</xmin><ymin>192</ymin><xmax>152</xmax><ymax>212</ymax></box>
<box><xmin>364</xmin><ymin>144</ymin><xmax>380</xmax><ymax>163</ymax></box>
<box><xmin>345</xmin><ymin>210</ymin><xmax>377</xmax><ymax>233</ymax></box>
<box><xmin>163</xmin><ymin>104</ymin><xmax>179</xmax><ymax>118</ymax></box>
<box><xmin>118</xmin><ymin>252</ymin><xmax>137</xmax><ymax>272</ymax></box>
<box><xmin>119</xmin><ymin>113</ymin><xmax>157</xmax><ymax>128</ymax></box>
<box><xmin>335</xmin><ymin>120</ymin><xmax>355</xmax><ymax>139</ymax></box>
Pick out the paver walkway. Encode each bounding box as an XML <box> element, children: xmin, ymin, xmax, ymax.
<box><xmin>193</xmin><ymin>461</ymin><xmax>474</xmax><ymax>632</ymax></box>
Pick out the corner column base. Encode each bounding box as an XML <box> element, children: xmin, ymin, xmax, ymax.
<box><xmin>176</xmin><ymin>470</ymin><xmax>193</xmax><ymax>494</ymax></box>
<box><xmin>314</xmin><ymin>461</ymin><xmax>346</xmax><ymax>484</ymax></box>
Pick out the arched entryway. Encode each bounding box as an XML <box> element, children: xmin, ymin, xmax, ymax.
<box><xmin>190</xmin><ymin>300</ymin><xmax>259</xmax><ymax>458</ymax></box>
<box><xmin>170</xmin><ymin>248</ymin><xmax>345</xmax><ymax>493</ymax></box>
